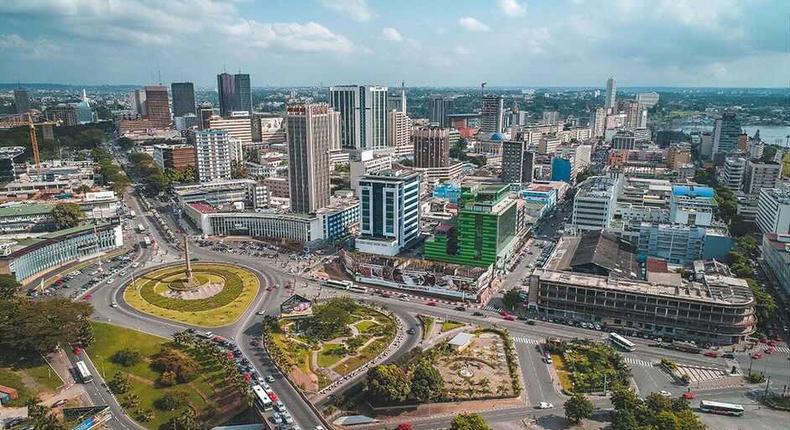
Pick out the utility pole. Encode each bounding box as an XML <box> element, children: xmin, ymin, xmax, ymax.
<box><xmin>764</xmin><ymin>375</ymin><xmax>772</xmax><ymax>399</ymax></box>
<box><xmin>603</xmin><ymin>373</ymin><xmax>608</xmax><ymax>396</ymax></box>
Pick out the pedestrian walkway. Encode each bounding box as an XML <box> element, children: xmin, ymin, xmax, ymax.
<box><xmin>512</xmin><ymin>336</ymin><xmax>541</xmax><ymax>345</ymax></box>
<box><xmin>622</xmin><ymin>356</ymin><xmax>657</xmax><ymax>367</ymax></box>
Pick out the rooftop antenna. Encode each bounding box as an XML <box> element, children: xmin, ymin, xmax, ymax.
<box><xmin>157</xmin><ymin>69</ymin><xmax>162</xmax><ymax>85</ymax></box>
<box><xmin>481</xmin><ymin>82</ymin><xmax>487</xmax><ymax>100</ymax></box>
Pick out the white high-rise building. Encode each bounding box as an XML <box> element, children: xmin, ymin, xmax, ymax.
<box><xmin>757</xmin><ymin>187</ymin><xmax>790</xmax><ymax>235</ymax></box>
<box><xmin>636</xmin><ymin>92</ymin><xmax>660</xmax><ymax>109</ymax></box>
<box><xmin>329</xmin><ymin>85</ymin><xmax>389</xmax><ymax>152</ymax></box>
<box><xmin>194</xmin><ymin>129</ymin><xmax>232</xmax><ymax>183</ymax></box>
<box><xmin>207</xmin><ymin>112</ymin><xmax>252</xmax><ymax>144</ymax></box>
<box><xmin>571</xmin><ymin>175</ymin><xmax>623</xmax><ymax>234</ymax></box>
<box><xmin>605</xmin><ymin>77</ymin><xmax>617</xmax><ymax>112</ymax></box>
<box><xmin>590</xmin><ymin>107</ymin><xmax>606</xmax><ymax>138</ymax></box>
<box><xmin>387</xmin><ymin>110</ymin><xmax>412</xmax><ymax>157</ymax></box>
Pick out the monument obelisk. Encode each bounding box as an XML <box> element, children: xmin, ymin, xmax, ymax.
<box><xmin>184</xmin><ymin>236</ymin><xmax>193</xmax><ymax>282</ymax></box>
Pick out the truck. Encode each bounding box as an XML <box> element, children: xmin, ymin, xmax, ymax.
<box><xmin>137</xmin><ymin>223</ymin><xmax>146</xmax><ymax>233</ymax></box>
<box><xmin>142</xmin><ymin>236</ymin><xmax>151</xmax><ymax>247</ymax></box>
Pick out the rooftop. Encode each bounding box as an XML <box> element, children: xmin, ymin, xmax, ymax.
<box><xmin>0</xmin><ymin>203</ymin><xmax>55</xmax><ymax>218</ymax></box>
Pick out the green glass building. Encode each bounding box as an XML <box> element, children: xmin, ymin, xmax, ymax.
<box><xmin>425</xmin><ymin>184</ymin><xmax>518</xmax><ymax>268</ymax></box>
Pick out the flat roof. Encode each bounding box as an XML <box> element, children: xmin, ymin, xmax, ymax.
<box><xmin>0</xmin><ymin>203</ymin><xmax>54</xmax><ymax>217</ymax></box>
<box><xmin>449</xmin><ymin>332</ymin><xmax>473</xmax><ymax>346</ymax></box>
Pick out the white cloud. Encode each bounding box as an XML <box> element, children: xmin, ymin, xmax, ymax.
<box><xmin>458</xmin><ymin>17</ymin><xmax>490</xmax><ymax>32</ymax></box>
<box><xmin>381</xmin><ymin>27</ymin><xmax>403</xmax><ymax>42</ymax></box>
<box><xmin>319</xmin><ymin>0</ymin><xmax>374</xmax><ymax>22</ymax></box>
<box><xmin>499</xmin><ymin>0</ymin><xmax>527</xmax><ymax>17</ymax></box>
<box><xmin>225</xmin><ymin>21</ymin><xmax>354</xmax><ymax>53</ymax></box>
<box><xmin>0</xmin><ymin>33</ymin><xmax>60</xmax><ymax>58</ymax></box>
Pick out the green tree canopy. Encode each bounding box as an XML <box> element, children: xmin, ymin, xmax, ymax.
<box><xmin>366</xmin><ymin>364</ymin><xmax>411</xmax><ymax>404</ymax></box>
<box><xmin>0</xmin><ymin>298</ymin><xmax>93</xmax><ymax>355</ymax></box>
<box><xmin>410</xmin><ymin>361</ymin><xmax>444</xmax><ymax>402</ymax></box>
<box><xmin>564</xmin><ymin>393</ymin><xmax>594</xmax><ymax>424</ymax></box>
<box><xmin>0</xmin><ymin>274</ymin><xmax>21</xmax><ymax>300</ymax></box>
<box><xmin>502</xmin><ymin>288</ymin><xmax>523</xmax><ymax>311</ymax></box>
<box><xmin>450</xmin><ymin>413</ymin><xmax>490</xmax><ymax>430</ymax></box>
<box><xmin>52</xmin><ymin>203</ymin><xmax>86</xmax><ymax>229</ymax></box>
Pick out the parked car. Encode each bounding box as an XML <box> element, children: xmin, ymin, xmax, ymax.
<box><xmin>703</xmin><ymin>351</ymin><xmax>718</xmax><ymax>358</ymax></box>
<box><xmin>537</xmin><ymin>401</ymin><xmax>554</xmax><ymax>409</ymax></box>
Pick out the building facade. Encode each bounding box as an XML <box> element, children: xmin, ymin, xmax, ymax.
<box><xmin>286</xmin><ymin>104</ymin><xmax>337</xmax><ymax>214</ymax></box>
<box><xmin>356</xmin><ymin>170</ymin><xmax>421</xmax><ymax>256</ymax></box>
<box><xmin>329</xmin><ymin>85</ymin><xmax>389</xmax><ymax>151</ymax></box>
<box><xmin>194</xmin><ymin>129</ymin><xmax>232</xmax><ymax>182</ymax></box>
<box><xmin>171</xmin><ymin>82</ymin><xmax>196</xmax><ymax>118</ymax></box>
<box><xmin>571</xmin><ymin>176</ymin><xmax>623</xmax><ymax>233</ymax></box>
<box><xmin>501</xmin><ymin>140</ymin><xmax>534</xmax><ymax>185</ymax></box>
<box><xmin>757</xmin><ymin>188</ymin><xmax>790</xmax><ymax>235</ymax></box>
<box><xmin>144</xmin><ymin>86</ymin><xmax>170</xmax><ymax>128</ymax></box>
<box><xmin>387</xmin><ymin>110</ymin><xmax>412</xmax><ymax>157</ymax></box>
<box><xmin>206</xmin><ymin>113</ymin><xmax>252</xmax><ymax>144</ymax></box>
<box><xmin>152</xmin><ymin>144</ymin><xmax>196</xmax><ymax>172</ymax></box>
<box><xmin>480</xmin><ymin>95</ymin><xmax>504</xmax><ymax>134</ymax></box>
<box><xmin>413</xmin><ymin>126</ymin><xmax>450</xmax><ymax>168</ymax></box>
<box><xmin>743</xmin><ymin>160</ymin><xmax>781</xmax><ymax>194</ymax></box>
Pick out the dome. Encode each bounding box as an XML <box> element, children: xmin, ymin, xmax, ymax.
<box><xmin>490</xmin><ymin>132</ymin><xmax>505</xmax><ymax>141</ymax></box>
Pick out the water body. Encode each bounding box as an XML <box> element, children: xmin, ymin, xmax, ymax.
<box><xmin>741</xmin><ymin>126</ymin><xmax>790</xmax><ymax>147</ymax></box>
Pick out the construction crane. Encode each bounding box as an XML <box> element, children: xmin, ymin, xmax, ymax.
<box><xmin>26</xmin><ymin>112</ymin><xmax>41</xmax><ymax>172</ymax></box>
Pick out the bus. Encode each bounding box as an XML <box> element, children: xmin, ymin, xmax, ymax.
<box><xmin>137</xmin><ymin>224</ymin><xmax>146</xmax><ymax>233</ymax></box>
<box><xmin>349</xmin><ymin>284</ymin><xmax>368</xmax><ymax>293</ymax></box>
<box><xmin>75</xmin><ymin>360</ymin><xmax>93</xmax><ymax>383</ymax></box>
<box><xmin>252</xmin><ymin>384</ymin><xmax>272</xmax><ymax>411</ymax></box>
<box><xmin>142</xmin><ymin>236</ymin><xmax>151</xmax><ymax>247</ymax></box>
<box><xmin>699</xmin><ymin>400</ymin><xmax>744</xmax><ymax>416</ymax></box>
<box><xmin>609</xmin><ymin>333</ymin><xmax>636</xmax><ymax>352</ymax></box>
<box><xmin>324</xmin><ymin>280</ymin><xmax>353</xmax><ymax>290</ymax></box>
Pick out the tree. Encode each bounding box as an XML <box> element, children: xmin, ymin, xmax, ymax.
<box><xmin>611</xmin><ymin>409</ymin><xmax>639</xmax><ymax>430</ymax></box>
<box><xmin>746</xmin><ymin>279</ymin><xmax>777</xmax><ymax>325</ymax></box>
<box><xmin>366</xmin><ymin>364</ymin><xmax>410</xmax><ymax>404</ymax></box>
<box><xmin>109</xmin><ymin>371</ymin><xmax>131</xmax><ymax>394</ymax></box>
<box><xmin>231</xmin><ymin>160</ymin><xmax>249</xmax><ymax>179</ymax></box>
<box><xmin>151</xmin><ymin>347</ymin><xmax>200</xmax><ymax>383</ymax></box>
<box><xmin>0</xmin><ymin>298</ymin><xmax>93</xmax><ymax>355</ymax></box>
<box><xmin>564</xmin><ymin>393</ymin><xmax>594</xmax><ymax>425</ymax></box>
<box><xmin>155</xmin><ymin>392</ymin><xmax>186</xmax><ymax>411</ymax></box>
<box><xmin>52</xmin><ymin>203</ymin><xmax>85</xmax><ymax>229</ymax></box>
<box><xmin>654</xmin><ymin>410</ymin><xmax>680</xmax><ymax>430</ymax></box>
<box><xmin>410</xmin><ymin>361</ymin><xmax>444</xmax><ymax>402</ymax></box>
<box><xmin>111</xmin><ymin>348</ymin><xmax>142</xmax><ymax>367</ymax></box>
<box><xmin>26</xmin><ymin>398</ymin><xmax>66</xmax><ymax>430</ymax></box>
<box><xmin>450</xmin><ymin>413</ymin><xmax>490</xmax><ymax>430</ymax></box>
<box><xmin>163</xmin><ymin>409</ymin><xmax>202</xmax><ymax>430</ymax></box>
<box><xmin>74</xmin><ymin>184</ymin><xmax>92</xmax><ymax>195</ymax></box>
<box><xmin>158</xmin><ymin>370</ymin><xmax>177</xmax><ymax>387</ymax></box>
<box><xmin>0</xmin><ymin>274</ymin><xmax>21</xmax><ymax>299</ymax></box>
<box><xmin>502</xmin><ymin>289</ymin><xmax>522</xmax><ymax>311</ymax></box>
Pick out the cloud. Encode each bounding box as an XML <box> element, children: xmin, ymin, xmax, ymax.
<box><xmin>453</xmin><ymin>46</ymin><xmax>471</xmax><ymax>56</ymax></box>
<box><xmin>0</xmin><ymin>33</ymin><xmax>60</xmax><ymax>58</ymax></box>
<box><xmin>499</xmin><ymin>0</ymin><xmax>527</xmax><ymax>17</ymax></box>
<box><xmin>458</xmin><ymin>17</ymin><xmax>490</xmax><ymax>32</ymax></box>
<box><xmin>225</xmin><ymin>21</ymin><xmax>354</xmax><ymax>53</ymax></box>
<box><xmin>319</xmin><ymin>0</ymin><xmax>374</xmax><ymax>22</ymax></box>
<box><xmin>381</xmin><ymin>27</ymin><xmax>403</xmax><ymax>42</ymax></box>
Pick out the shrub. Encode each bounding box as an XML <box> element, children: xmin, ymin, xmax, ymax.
<box><xmin>154</xmin><ymin>392</ymin><xmax>186</xmax><ymax>411</ymax></box>
<box><xmin>158</xmin><ymin>370</ymin><xmax>177</xmax><ymax>387</ymax></box>
<box><xmin>111</xmin><ymin>348</ymin><xmax>142</xmax><ymax>367</ymax></box>
<box><xmin>151</xmin><ymin>347</ymin><xmax>200</xmax><ymax>383</ymax></box>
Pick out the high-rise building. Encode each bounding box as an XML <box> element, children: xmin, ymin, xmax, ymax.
<box><xmin>667</xmin><ymin>144</ymin><xmax>692</xmax><ymax>169</ymax></box>
<box><xmin>501</xmin><ymin>140</ymin><xmax>534</xmax><ymax>184</ymax></box>
<box><xmin>387</xmin><ymin>110</ymin><xmax>412</xmax><ymax>157</ymax></box>
<box><xmin>622</xmin><ymin>100</ymin><xmax>640</xmax><ymax>130</ymax></box>
<box><xmin>605</xmin><ymin>77</ymin><xmax>617</xmax><ymax>112</ymax></box>
<box><xmin>144</xmin><ymin>85</ymin><xmax>170</xmax><ymax>128</ymax></box>
<box><xmin>480</xmin><ymin>95</ymin><xmax>504</xmax><ymax>134</ymax></box>
<box><xmin>153</xmin><ymin>144</ymin><xmax>196</xmax><ymax>172</ymax></box>
<box><xmin>131</xmin><ymin>89</ymin><xmax>147</xmax><ymax>116</ymax></box>
<box><xmin>571</xmin><ymin>175</ymin><xmax>623</xmax><ymax>233</ymax></box>
<box><xmin>46</xmin><ymin>104</ymin><xmax>78</xmax><ymax>126</ymax></box>
<box><xmin>217</xmin><ymin>73</ymin><xmax>235</xmax><ymax>117</ymax></box>
<box><xmin>720</xmin><ymin>157</ymin><xmax>746</xmax><ymax>191</ymax></box>
<box><xmin>198</xmin><ymin>104</ymin><xmax>216</xmax><ymax>130</ymax></box>
<box><xmin>171</xmin><ymin>82</ymin><xmax>196</xmax><ymax>118</ymax></box>
<box><xmin>611</xmin><ymin>130</ymin><xmax>636</xmax><ymax>150</ymax></box>
<box><xmin>387</xmin><ymin>82</ymin><xmax>407</xmax><ymax>113</ymax></box>
<box><xmin>207</xmin><ymin>112</ymin><xmax>252</xmax><ymax>144</ymax></box>
<box><xmin>757</xmin><ymin>187</ymin><xmax>790</xmax><ymax>235</ymax></box>
<box><xmin>743</xmin><ymin>160</ymin><xmax>781</xmax><ymax>194</ymax></box>
<box><xmin>14</xmin><ymin>89</ymin><xmax>30</xmax><ymax>114</ymax></box>
<box><xmin>194</xmin><ymin>129</ymin><xmax>232</xmax><ymax>182</ymax></box>
<box><xmin>636</xmin><ymin>92</ymin><xmax>660</xmax><ymax>109</ymax></box>
<box><xmin>356</xmin><ymin>169</ymin><xmax>421</xmax><ymax>256</ymax></box>
<box><xmin>329</xmin><ymin>85</ymin><xmax>389</xmax><ymax>151</ymax></box>
<box><xmin>428</xmin><ymin>95</ymin><xmax>454</xmax><ymax>127</ymax></box>
<box><xmin>590</xmin><ymin>107</ymin><xmax>606</xmax><ymax>138</ymax></box>
<box><xmin>413</xmin><ymin>126</ymin><xmax>450</xmax><ymax>168</ymax></box>
<box><xmin>541</xmin><ymin>111</ymin><xmax>560</xmax><ymax>125</ymax></box>
<box><xmin>712</xmin><ymin>112</ymin><xmax>741</xmax><ymax>155</ymax></box>
<box><xmin>234</xmin><ymin>73</ymin><xmax>252</xmax><ymax>114</ymax></box>
<box><xmin>286</xmin><ymin>103</ymin><xmax>338</xmax><ymax>214</ymax></box>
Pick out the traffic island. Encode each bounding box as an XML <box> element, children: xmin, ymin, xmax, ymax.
<box><xmin>123</xmin><ymin>263</ymin><xmax>259</xmax><ymax>327</ymax></box>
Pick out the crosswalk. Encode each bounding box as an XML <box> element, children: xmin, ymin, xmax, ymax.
<box><xmin>480</xmin><ymin>304</ymin><xmax>502</xmax><ymax>313</ymax></box>
<box><xmin>622</xmin><ymin>356</ymin><xmax>658</xmax><ymax>367</ymax></box>
<box><xmin>774</xmin><ymin>346</ymin><xmax>790</xmax><ymax>354</ymax></box>
<box><xmin>512</xmin><ymin>336</ymin><xmax>541</xmax><ymax>345</ymax></box>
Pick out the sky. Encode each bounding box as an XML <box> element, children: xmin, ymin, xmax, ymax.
<box><xmin>0</xmin><ymin>0</ymin><xmax>788</xmax><ymax>88</ymax></box>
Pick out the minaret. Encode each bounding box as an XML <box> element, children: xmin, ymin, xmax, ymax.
<box><xmin>184</xmin><ymin>236</ymin><xmax>193</xmax><ymax>282</ymax></box>
<box><xmin>400</xmin><ymin>81</ymin><xmax>407</xmax><ymax>114</ymax></box>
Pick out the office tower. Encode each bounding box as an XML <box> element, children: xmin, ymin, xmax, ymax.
<box><xmin>605</xmin><ymin>77</ymin><xmax>616</xmax><ymax>112</ymax></box>
<box><xmin>667</xmin><ymin>144</ymin><xmax>692</xmax><ymax>169</ymax></box>
<box><xmin>46</xmin><ymin>104</ymin><xmax>78</xmax><ymax>126</ymax></box>
<box><xmin>622</xmin><ymin>100</ymin><xmax>640</xmax><ymax>130</ymax></box>
<box><xmin>388</xmin><ymin>82</ymin><xmax>407</xmax><ymax>113</ymax></box>
<box><xmin>412</xmin><ymin>126</ymin><xmax>450</xmax><ymax>168</ymax></box>
<box><xmin>153</xmin><ymin>144</ymin><xmax>196</xmax><ymax>172</ymax></box>
<box><xmin>639</xmin><ymin>108</ymin><xmax>648</xmax><ymax>129</ymax></box>
<box><xmin>234</xmin><ymin>73</ymin><xmax>252</xmax><ymax>114</ymax></box>
<box><xmin>720</xmin><ymin>157</ymin><xmax>746</xmax><ymax>191</ymax></box>
<box><xmin>14</xmin><ymin>89</ymin><xmax>30</xmax><ymax>114</ymax></box>
<box><xmin>356</xmin><ymin>169</ymin><xmax>421</xmax><ymax>256</ymax></box>
<box><xmin>428</xmin><ymin>95</ymin><xmax>454</xmax><ymax>127</ymax></box>
<box><xmin>329</xmin><ymin>85</ymin><xmax>389</xmax><ymax>151</ymax></box>
<box><xmin>712</xmin><ymin>112</ymin><xmax>741</xmax><ymax>155</ymax></box>
<box><xmin>480</xmin><ymin>94</ymin><xmax>504</xmax><ymax>134</ymax></box>
<box><xmin>551</xmin><ymin>156</ymin><xmax>574</xmax><ymax>183</ymax></box>
<box><xmin>541</xmin><ymin>111</ymin><xmax>560</xmax><ymax>125</ymax></box>
<box><xmin>144</xmin><ymin>85</ymin><xmax>170</xmax><ymax>128</ymax></box>
<box><xmin>501</xmin><ymin>140</ymin><xmax>534</xmax><ymax>184</ymax></box>
<box><xmin>131</xmin><ymin>89</ymin><xmax>147</xmax><ymax>116</ymax></box>
<box><xmin>217</xmin><ymin>73</ymin><xmax>235</xmax><ymax>117</ymax></box>
<box><xmin>743</xmin><ymin>160</ymin><xmax>781</xmax><ymax>194</ymax></box>
<box><xmin>590</xmin><ymin>107</ymin><xmax>606</xmax><ymax>138</ymax></box>
<box><xmin>571</xmin><ymin>176</ymin><xmax>623</xmax><ymax>233</ymax></box>
<box><xmin>207</xmin><ymin>112</ymin><xmax>252</xmax><ymax>144</ymax></box>
<box><xmin>757</xmin><ymin>187</ymin><xmax>790</xmax><ymax>235</ymax></box>
<box><xmin>286</xmin><ymin>103</ymin><xmax>338</xmax><ymax>214</ymax></box>
<box><xmin>194</xmin><ymin>129</ymin><xmax>232</xmax><ymax>182</ymax></box>
<box><xmin>387</xmin><ymin>110</ymin><xmax>412</xmax><ymax>157</ymax></box>
<box><xmin>198</xmin><ymin>104</ymin><xmax>215</xmax><ymax>130</ymax></box>
<box><xmin>611</xmin><ymin>130</ymin><xmax>636</xmax><ymax>150</ymax></box>
<box><xmin>636</xmin><ymin>92</ymin><xmax>660</xmax><ymax>109</ymax></box>
<box><xmin>171</xmin><ymin>82</ymin><xmax>196</xmax><ymax>117</ymax></box>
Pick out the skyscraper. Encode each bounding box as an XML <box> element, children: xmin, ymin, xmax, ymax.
<box><xmin>217</xmin><ymin>73</ymin><xmax>235</xmax><ymax>117</ymax></box>
<box><xmin>144</xmin><ymin>85</ymin><xmax>170</xmax><ymax>128</ymax></box>
<box><xmin>413</xmin><ymin>126</ymin><xmax>450</xmax><ymax>168</ymax></box>
<box><xmin>357</xmin><ymin>169</ymin><xmax>421</xmax><ymax>256</ymax></box>
<box><xmin>712</xmin><ymin>112</ymin><xmax>742</xmax><ymax>156</ymax></box>
<box><xmin>194</xmin><ymin>129</ymin><xmax>232</xmax><ymax>182</ymax></box>
<box><xmin>480</xmin><ymin>94</ymin><xmax>504</xmax><ymax>134</ymax></box>
<box><xmin>286</xmin><ymin>103</ymin><xmax>338</xmax><ymax>214</ymax></box>
<box><xmin>329</xmin><ymin>85</ymin><xmax>389</xmax><ymax>151</ymax></box>
<box><xmin>14</xmin><ymin>88</ymin><xmax>30</xmax><ymax>114</ymax></box>
<box><xmin>171</xmin><ymin>82</ymin><xmax>196</xmax><ymax>118</ymax></box>
<box><xmin>605</xmin><ymin>77</ymin><xmax>617</xmax><ymax>112</ymax></box>
<box><xmin>622</xmin><ymin>100</ymin><xmax>641</xmax><ymax>130</ymax></box>
<box><xmin>234</xmin><ymin>73</ymin><xmax>252</xmax><ymax>114</ymax></box>
<box><xmin>387</xmin><ymin>110</ymin><xmax>412</xmax><ymax>157</ymax></box>
<box><xmin>590</xmin><ymin>107</ymin><xmax>606</xmax><ymax>138</ymax></box>
<box><xmin>428</xmin><ymin>95</ymin><xmax>454</xmax><ymax>127</ymax></box>
<box><xmin>130</xmin><ymin>89</ymin><xmax>147</xmax><ymax>116</ymax></box>
<box><xmin>501</xmin><ymin>140</ymin><xmax>534</xmax><ymax>184</ymax></box>
<box><xmin>387</xmin><ymin>82</ymin><xmax>407</xmax><ymax>113</ymax></box>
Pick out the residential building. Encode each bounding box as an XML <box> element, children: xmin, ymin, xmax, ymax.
<box><xmin>622</xmin><ymin>100</ymin><xmax>641</xmax><ymax>130</ymax></box>
<box><xmin>757</xmin><ymin>187</ymin><xmax>790</xmax><ymax>235</ymax></box>
<box><xmin>743</xmin><ymin>160</ymin><xmax>781</xmax><ymax>194</ymax></box>
<box><xmin>263</xmin><ymin>176</ymin><xmax>289</xmax><ymax>199</ymax></box>
<box><xmin>720</xmin><ymin>157</ymin><xmax>746</xmax><ymax>191</ymax></box>
<box><xmin>194</xmin><ymin>129</ymin><xmax>232</xmax><ymax>182</ymax></box>
<box><xmin>480</xmin><ymin>95</ymin><xmax>504</xmax><ymax>134</ymax></box>
<box><xmin>170</xmin><ymin>82</ymin><xmax>196</xmax><ymax>118</ymax></box>
<box><xmin>329</xmin><ymin>85</ymin><xmax>388</xmax><ymax>151</ymax></box>
<box><xmin>424</xmin><ymin>183</ymin><xmax>519</xmax><ymax>268</ymax></box>
<box><xmin>286</xmin><ymin>103</ymin><xmax>337</xmax><ymax>214</ymax></box>
<box><xmin>501</xmin><ymin>140</ymin><xmax>534</xmax><ymax>184</ymax></box>
<box><xmin>152</xmin><ymin>144</ymin><xmax>196</xmax><ymax>172</ymax></box>
<box><xmin>712</xmin><ymin>112</ymin><xmax>742</xmax><ymax>155</ymax></box>
<box><xmin>571</xmin><ymin>175</ymin><xmax>623</xmax><ymax>233</ymax></box>
<box><xmin>636</xmin><ymin>92</ymin><xmax>659</xmax><ymax>109</ymax></box>
<box><xmin>429</xmin><ymin>95</ymin><xmax>454</xmax><ymax>127</ymax></box>
<box><xmin>144</xmin><ymin>86</ymin><xmax>170</xmax><ymax>128</ymax></box>
<box><xmin>356</xmin><ymin>169</ymin><xmax>421</xmax><ymax>256</ymax></box>
<box><xmin>13</xmin><ymin>89</ymin><xmax>30</xmax><ymax>114</ymax></box>
<box><xmin>387</xmin><ymin>110</ymin><xmax>412</xmax><ymax>157</ymax></box>
<box><xmin>207</xmin><ymin>112</ymin><xmax>252</xmax><ymax>144</ymax></box>
<box><xmin>590</xmin><ymin>107</ymin><xmax>606</xmax><ymax>138</ymax></box>
<box><xmin>413</xmin><ymin>126</ymin><xmax>450</xmax><ymax>168</ymax></box>
<box><xmin>538</xmin><ymin>135</ymin><xmax>561</xmax><ymax>155</ymax></box>
<box><xmin>541</xmin><ymin>111</ymin><xmax>559</xmax><ymax>126</ymax></box>
<box><xmin>605</xmin><ymin>77</ymin><xmax>616</xmax><ymax>112</ymax></box>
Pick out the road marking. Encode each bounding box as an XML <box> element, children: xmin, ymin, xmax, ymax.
<box><xmin>622</xmin><ymin>356</ymin><xmax>657</xmax><ymax>367</ymax></box>
<box><xmin>512</xmin><ymin>336</ymin><xmax>541</xmax><ymax>345</ymax></box>
<box><xmin>481</xmin><ymin>304</ymin><xmax>502</xmax><ymax>313</ymax></box>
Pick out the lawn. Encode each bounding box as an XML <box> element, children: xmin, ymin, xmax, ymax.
<box><xmin>0</xmin><ymin>354</ymin><xmax>62</xmax><ymax>406</ymax></box>
<box><xmin>317</xmin><ymin>343</ymin><xmax>345</xmax><ymax>368</ymax></box>
<box><xmin>441</xmin><ymin>320</ymin><xmax>465</xmax><ymax>332</ymax></box>
<box><xmin>124</xmin><ymin>263</ymin><xmax>259</xmax><ymax>327</ymax></box>
<box><xmin>417</xmin><ymin>315</ymin><xmax>435</xmax><ymax>340</ymax></box>
<box><xmin>89</xmin><ymin>322</ymin><xmax>238</xmax><ymax>429</ymax></box>
<box><xmin>355</xmin><ymin>320</ymin><xmax>378</xmax><ymax>334</ymax></box>
<box><xmin>552</xmin><ymin>354</ymin><xmax>573</xmax><ymax>391</ymax></box>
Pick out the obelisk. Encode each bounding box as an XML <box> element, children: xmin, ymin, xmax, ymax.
<box><xmin>184</xmin><ymin>236</ymin><xmax>193</xmax><ymax>282</ymax></box>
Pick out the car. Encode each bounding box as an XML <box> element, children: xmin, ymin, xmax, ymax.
<box><xmin>682</xmin><ymin>391</ymin><xmax>696</xmax><ymax>400</ymax></box>
<box><xmin>426</xmin><ymin>301</ymin><xmax>437</xmax><ymax>306</ymax></box>
<box><xmin>454</xmin><ymin>306</ymin><xmax>466</xmax><ymax>311</ymax></box>
<box><xmin>537</xmin><ymin>401</ymin><xmax>554</xmax><ymax>409</ymax></box>
<box><xmin>111</xmin><ymin>302</ymin><xmax>118</xmax><ymax>308</ymax></box>
<box><xmin>503</xmin><ymin>315</ymin><xmax>515</xmax><ymax>321</ymax></box>
<box><xmin>752</xmin><ymin>352</ymin><xmax>763</xmax><ymax>360</ymax></box>
<box><xmin>703</xmin><ymin>351</ymin><xmax>718</xmax><ymax>358</ymax></box>
<box><xmin>257</xmin><ymin>310</ymin><xmax>266</xmax><ymax>315</ymax></box>
<box><xmin>543</xmin><ymin>354</ymin><xmax>553</xmax><ymax>364</ymax></box>
<box><xmin>472</xmin><ymin>311</ymin><xmax>484</xmax><ymax>317</ymax></box>
<box><xmin>106</xmin><ymin>278</ymin><xmax>115</xmax><ymax>284</ymax></box>
<box><xmin>658</xmin><ymin>390</ymin><xmax>672</xmax><ymax>397</ymax></box>
<box><xmin>400</xmin><ymin>296</ymin><xmax>410</xmax><ymax>302</ymax></box>
<box><xmin>722</xmin><ymin>352</ymin><xmax>736</xmax><ymax>359</ymax></box>
<box><xmin>765</xmin><ymin>347</ymin><xmax>776</xmax><ymax>354</ymax></box>
<box><xmin>406</xmin><ymin>328</ymin><xmax>416</xmax><ymax>335</ymax></box>
<box><xmin>51</xmin><ymin>398</ymin><xmax>68</xmax><ymax>408</ymax></box>
<box><xmin>274</xmin><ymin>400</ymin><xmax>285</xmax><ymax>411</ymax></box>
<box><xmin>265</xmin><ymin>375</ymin><xmax>275</xmax><ymax>383</ymax></box>
<box><xmin>526</xmin><ymin>319</ymin><xmax>536</xmax><ymax>325</ymax></box>
<box><xmin>272</xmin><ymin>414</ymin><xmax>284</xmax><ymax>425</ymax></box>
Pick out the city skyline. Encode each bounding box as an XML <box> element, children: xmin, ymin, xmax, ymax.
<box><xmin>1</xmin><ymin>0</ymin><xmax>788</xmax><ymax>88</ymax></box>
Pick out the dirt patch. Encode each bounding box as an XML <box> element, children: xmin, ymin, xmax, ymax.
<box><xmin>436</xmin><ymin>332</ymin><xmax>517</xmax><ymax>400</ymax></box>
<box><xmin>290</xmin><ymin>366</ymin><xmax>318</xmax><ymax>393</ymax></box>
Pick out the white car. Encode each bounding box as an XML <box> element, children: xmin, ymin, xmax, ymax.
<box><xmin>111</xmin><ymin>302</ymin><xmax>118</xmax><ymax>308</ymax></box>
<box><xmin>658</xmin><ymin>390</ymin><xmax>672</xmax><ymax>397</ymax></box>
<box><xmin>537</xmin><ymin>401</ymin><xmax>554</xmax><ymax>409</ymax></box>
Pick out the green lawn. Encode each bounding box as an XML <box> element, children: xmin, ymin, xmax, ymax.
<box><xmin>355</xmin><ymin>320</ymin><xmax>378</xmax><ymax>334</ymax></box>
<box><xmin>441</xmin><ymin>320</ymin><xmax>465</xmax><ymax>332</ymax></box>
<box><xmin>0</xmin><ymin>368</ymin><xmax>33</xmax><ymax>406</ymax></box>
<box><xmin>418</xmin><ymin>315</ymin><xmax>435</xmax><ymax>340</ymax></box>
<box><xmin>317</xmin><ymin>343</ymin><xmax>345</xmax><ymax>368</ymax></box>
<box><xmin>89</xmin><ymin>322</ymin><xmax>236</xmax><ymax>429</ymax></box>
<box><xmin>0</xmin><ymin>354</ymin><xmax>62</xmax><ymax>406</ymax></box>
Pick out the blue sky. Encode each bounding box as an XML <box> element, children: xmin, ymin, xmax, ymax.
<box><xmin>0</xmin><ymin>0</ymin><xmax>788</xmax><ymax>87</ymax></box>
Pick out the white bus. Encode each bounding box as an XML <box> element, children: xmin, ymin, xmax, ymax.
<box><xmin>252</xmin><ymin>384</ymin><xmax>272</xmax><ymax>411</ymax></box>
<box><xmin>609</xmin><ymin>332</ymin><xmax>636</xmax><ymax>352</ymax></box>
<box><xmin>137</xmin><ymin>223</ymin><xmax>146</xmax><ymax>233</ymax></box>
<box><xmin>75</xmin><ymin>360</ymin><xmax>93</xmax><ymax>383</ymax></box>
<box><xmin>699</xmin><ymin>400</ymin><xmax>744</xmax><ymax>416</ymax></box>
<box><xmin>349</xmin><ymin>284</ymin><xmax>368</xmax><ymax>293</ymax></box>
<box><xmin>324</xmin><ymin>280</ymin><xmax>353</xmax><ymax>290</ymax></box>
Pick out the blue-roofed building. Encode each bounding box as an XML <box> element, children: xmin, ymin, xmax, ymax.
<box><xmin>670</xmin><ymin>185</ymin><xmax>716</xmax><ymax>227</ymax></box>
<box><xmin>551</xmin><ymin>157</ymin><xmax>573</xmax><ymax>183</ymax></box>
<box><xmin>489</xmin><ymin>132</ymin><xmax>506</xmax><ymax>141</ymax></box>
<box><xmin>433</xmin><ymin>182</ymin><xmax>461</xmax><ymax>203</ymax></box>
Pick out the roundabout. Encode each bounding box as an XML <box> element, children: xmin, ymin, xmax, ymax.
<box><xmin>123</xmin><ymin>262</ymin><xmax>259</xmax><ymax>327</ymax></box>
